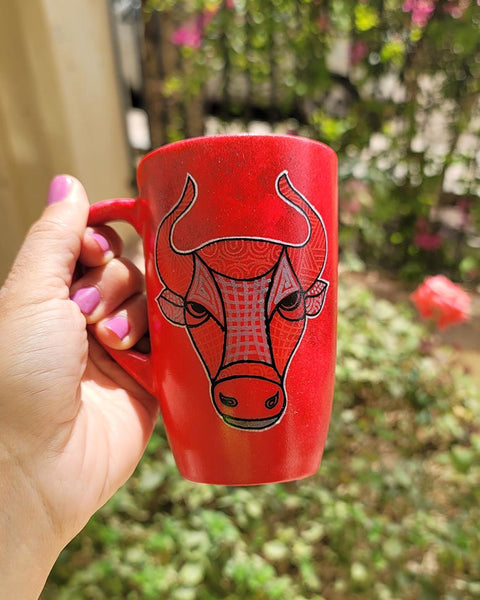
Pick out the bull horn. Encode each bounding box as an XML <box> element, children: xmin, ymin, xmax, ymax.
<box><xmin>277</xmin><ymin>172</ymin><xmax>327</xmax><ymax>290</ymax></box>
<box><xmin>155</xmin><ymin>174</ymin><xmax>196</xmax><ymax>296</ymax></box>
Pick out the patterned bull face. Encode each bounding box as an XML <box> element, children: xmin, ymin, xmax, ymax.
<box><xmin>155</xmin><ymin>171</ymin><xmax>329</xmax><ymax>430</ymax></box>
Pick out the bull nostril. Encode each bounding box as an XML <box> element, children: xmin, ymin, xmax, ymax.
<box><xmin>265</xmin><ymin>392</ymin><xmax>279</xmax><ymax>410</ymax></box>
<box><xmin>220</xmin><ymin>393</ymin><xmax>238</xmax><ymax>408</ymax></box>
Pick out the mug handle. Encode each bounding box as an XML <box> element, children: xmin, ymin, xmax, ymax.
<box><xmin>87</xmin><ymin>198</ymin><xmax>155</xmax><ymax>396</ymax></box>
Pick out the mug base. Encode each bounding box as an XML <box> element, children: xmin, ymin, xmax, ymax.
<box><xmin>177</xmin><ymin>466</ymin><xmax>319</xmax><ymax>487</ymax></box>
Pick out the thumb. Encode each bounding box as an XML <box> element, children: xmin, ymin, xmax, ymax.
<box><xmin>3</xmin><ymin>175</ymin><xmax>90</xmax><ymax>306</ymax></box>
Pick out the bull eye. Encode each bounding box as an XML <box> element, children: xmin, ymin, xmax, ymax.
<box><xmin>276</xmin><ymin>290</ymin><xmax>305</xmax><ymax>322</ymax></box>
<box><xmin>186</xmin><ymin>301</ymin><xmax>209</xmax><ymax>320</ymax></box>
<box><xmin>280</xmin><ymin>291</ymin><xmax>301</xmax><ymax>310</ymax></box>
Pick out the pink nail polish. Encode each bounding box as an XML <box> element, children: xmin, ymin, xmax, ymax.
<box><xmin>91</xmin><ymin>232</ymin><xmax>110</xmax><ymax>253</ymax></box>
<box><xmin>105</xmin><ymin>316</ymin><xmax>130</xmax><ymax>340</ymax></box>
<box><xmin>70</xmin><ymin>286</ymin><xmax>101</xmax><ymax>315</ymax></box>
<box><xmin>47</xmin><ymin>175</ymin><xmax>73</xmax><ymax>205</ymax></box>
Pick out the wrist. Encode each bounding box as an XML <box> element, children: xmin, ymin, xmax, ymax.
<box><xmin>0</xmin><ymin>451</ymin><xmax>62</xmax><ymax>600</ymax></box>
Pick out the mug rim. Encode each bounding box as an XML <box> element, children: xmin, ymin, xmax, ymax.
<box><xmin>137</xmin><ymin>133</ymin><xmax>336</xmax><ymax>180</ymax></box>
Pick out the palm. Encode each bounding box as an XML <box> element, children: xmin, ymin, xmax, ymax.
<box><xmin>35</xmin><ymin>335</ymin><xmax>157</xmax><ymax>540</ymax></box>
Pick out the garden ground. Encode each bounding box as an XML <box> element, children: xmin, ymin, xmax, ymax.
<box><xmin>343</xmin><ymin>267</ymin><xmax>480</xmax><ymax>387</ymax></box>
<box><xmin>42</xmin><ymin>263</ymin><xmax>480</xmax><ymax>600</ymax></box>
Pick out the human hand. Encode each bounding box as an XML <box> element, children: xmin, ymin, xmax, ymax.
<box><xmin>0</xmin><ymin>176</ymin><xmax>158</xmax><ymax>599</ymax></box>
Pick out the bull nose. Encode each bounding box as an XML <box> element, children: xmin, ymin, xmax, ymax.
<box><xmin>213</xmin><ymin>377</ymin><xmax>285</xmax><ymax>430</ymax></box>
<box><xmin>264</xmin><ymin>392</ymin><xmax>279</xmax><ymax>410</ymax></box>
<box><xmin>219</xmin><ymin>393</ymin><xmax>238</xmax><ymax>408</ymax></box>
<box><xmin>219</xmin><ymin>391</ymin><xmax>279</xmax><ymax>410</ymax></box>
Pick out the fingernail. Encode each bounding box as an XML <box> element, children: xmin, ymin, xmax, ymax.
<box><xmin>70</xmin><ymin>286</ymin><xmax>101</xmax><ymax>315</ymax></box>
<box><xmin>91</xmin><ymin>232</ymin><xmax>110</xmax><ymax>254</ymax></box>
<box><xmin>105</xmin><ymin>315</ymin><xmax>130</xmax><ymax>340</ymax></box>
<box><xmin>47</xmin><ymin>175</ymin><xmax>74</xmax><ymax>206</ymax></box>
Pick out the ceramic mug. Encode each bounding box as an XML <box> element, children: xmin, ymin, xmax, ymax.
<box><xmin>88</xmin><ymin>134</ymin><xmax>337</xmax><ymax>485</ymax></box>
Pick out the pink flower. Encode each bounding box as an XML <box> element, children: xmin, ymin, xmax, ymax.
<box><xmin>414</xmin><ymin>218</ymin><xmax>443</xmax><ymax>251</ymax></box>
<box><xmin>411</xmin><ymin>275</ymin><xmax>471</xmax><ymax>329</ymax></box>
<box><xmin>174</xmin><ymin>2</ymin><xmax>234</xmax><ymax>48</ymax></box>
<box><xmin>414</xmin><ymin>232</ymin><xmax>443</xmax><ymax>250</ymax></box>
<box><xmin>172</xmin><ymin>20</ymin><xmax>203</xmax><ymax>49</ymax></box>
<box><xmin>402</xmin><ymin>0</ymin><xmax>436</xmax><ymax>27</ymax></box>
<box><xmin>350</xmin><ymin>41</ymin><xmax>369</xmax><ymax>66</ymax></box>
<box><xmin>444</xmin><ymin>0</ymin><xmax>470</xmax><ymax>18</ymax></box>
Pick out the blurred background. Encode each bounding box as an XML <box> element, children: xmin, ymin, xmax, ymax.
<box><xmin>1</xmin><ymin>1</ymin><xmax>480</xmax><ymax>598</ymax></box>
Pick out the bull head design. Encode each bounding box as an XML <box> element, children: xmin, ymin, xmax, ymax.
<box><xmin>155</xmin><ymin>171</ymin><xmax>329</xmax><ymax>430</ymax></box>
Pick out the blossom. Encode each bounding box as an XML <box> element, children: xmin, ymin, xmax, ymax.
<box><xmin>350</xmin><ymin>41</ymin><xmax>369</xmax><ymax>66</ymax></box>
<box><xmin>172</xmin><ymin>20</ymin><xmax>203</xmax><ymax>49</ymax></box>
<box><xmin>402</xmin><ymin>0</ymin><xmax>436</xmax><ymax>27</ymax></box>
<box><xmin>413</xmin><ymin>218</ymin><xmax>443</xmax><ymax>251</ymax></box>
<box><xmin>444</xmin><ymin>0</ymin><xmax>470</xmax><ymax>18</ymax></box>
<box><xmin>411</xmin><ymin>275</ymin><xmax>471</xmax><ymax>329</ymax></box>
<box><xmin>172</xmin><ymin>1</ymin><xmax>234</xmax><ymax>48</ymax></box>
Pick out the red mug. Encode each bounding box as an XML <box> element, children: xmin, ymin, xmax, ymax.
<box><xmin>88</xmin><ymin>134</ymin><xmax>337</xmax><ymax>485</ymax></box>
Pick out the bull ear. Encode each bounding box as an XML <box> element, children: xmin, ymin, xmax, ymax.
<box><xmin>157</xmin><ymin>289</ymin><xmax>186</xmax><ymax>326</ymax></box>
<box><xmin>305</xmin><ymin>278</ymin><xmax>329</xmax><ymax>317</ymax></box>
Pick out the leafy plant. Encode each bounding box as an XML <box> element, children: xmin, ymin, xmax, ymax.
<box><xmin>42</xmin><ymin>277</ymin><xmax>480</xmax><ymax>600</ymax></box>
<box><xmin>140</xmin><ymin>0</ymin><xmax>480</xmax><ymax>283</ymax></box>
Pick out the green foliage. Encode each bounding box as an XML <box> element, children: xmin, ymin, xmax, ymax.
<box><xmin>142</xmin><ymin>0</ymin><xmax>480</xmax><ymax>284</ymax></box>
<box><xmin>42</xmin><ymin>277</ymin><xmax>480</xmax><ymax>600</ymax></box>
